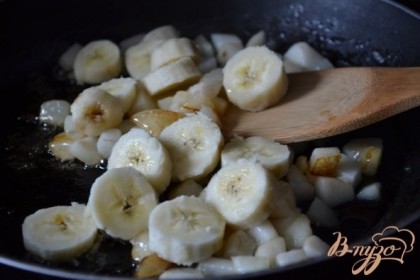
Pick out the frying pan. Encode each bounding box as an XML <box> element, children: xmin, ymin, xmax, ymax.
<box><xmin>1</xmin><ymin>0</ymin><xmax>420</xmax><ymax>279</ymax></box>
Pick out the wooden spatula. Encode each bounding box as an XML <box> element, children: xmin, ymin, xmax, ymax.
<box><xmin>222</xmin><ymin>67</ymin><xmax>420</xmax><ymax>143</ymax></box>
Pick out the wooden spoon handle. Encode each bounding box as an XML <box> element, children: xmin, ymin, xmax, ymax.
<box><xmin>222</xmin><ymin>67</ymin><xmax>420</xmax><ymax>143</ymax></box>
<box><xmin>355</xmin><ymin>67</ymin><xmax>420</xmax><ymax>123</ymax></box>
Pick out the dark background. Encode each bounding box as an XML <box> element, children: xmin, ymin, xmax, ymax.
<box><xmin>1</xmin><ymin>0</ymin><xmax>419</xmax><ymax>279</ymax></box>
<box><xmin>398</xmin><ymin>0</ymin><xmax>420</xmax><ymax>11</ymax></box>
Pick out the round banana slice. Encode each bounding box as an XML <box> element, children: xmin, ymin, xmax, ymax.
<box><xmin>142</xmin><ymin>57</ymin><xmax>202</xmax><ymax>96</ymax></box>
<box><xmin>22</xmin><ymin>203</ymin><xmax>97</xmax><ymax>262</ymax></box>
<box><xmin>107</xmin><ymin>128</ymin><xmax>172</xmax><ymax>194</ymax></box>
<box><xmin>222</xmin><ymin>46</ymin><xmax>288</xmax><ymax>112</ymax></box>
<box><xmin>149</xmin><ymin>196</ymin><xmax>225</xmax><ymax>266</ymax></box>
<box><xmin>88</xmin><ymin>167</ymin><xmax>158</xmax><ymax>240</ymax></box>
<box><xmin>125</xmin><ymin>39</ymin><xmax>166</xmax><ymax>80</ymax></box>
<box><xmin>204</xmin><ymin>158</ymin><xmax>272</xmax><ymax>228</ymax></box>
<box><xmin>159</xmin><ymin>113</ymin><xmax>223</xmax><ymax>181</ymax></box>
<box><xmin>98</xmin><ymin>77</ymin><xmax>137</xmax><ymax>113</ymax></box>
<box><xmin>221</xmin><ymin>135</ymin><xmax>291</xmax><ymax>177</ymax></box>
<box><xmin>74</xmin><ymin>40</ymin><xmax>122</xmax><ymax>85</ymax></box>
<box><xmin>70</xmin><ymin>87</ymin><xmax>124</xmax><ymax>137</ymax></box>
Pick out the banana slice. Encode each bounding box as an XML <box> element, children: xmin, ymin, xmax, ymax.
<box><xmin>131</xmin><ymin>230</ymin><xmax>153</xmax><ymax>262</ymax></box>
<box><xmin>119</xmin><ymin>32</ymin><xmax>145</xmax><ymax>53</ymax></box>
<box><xmin>125</xmin><ymin>39</ymin><xmax>165</xmax><ymax>80</ymax></box>
<box><xmin>255</xmin><ymin>236</ymin><xmax>286</xmax><ymax>267</ymax></box>
<box><xmin>135</xmin><ymin>253</ymin><xmax>173</xmax><ymax>278</ymax></box>
<box><xmin>286</xmin><ymin>164</ymin><xmax>315</xmax><ymax>202</ymax></box>
<box><xmin>159</xmin><ymin>113</ymin><xmax>223</xmax><ymax>181</ymax></box>
<box><xmin>169</xmin><ymin>90</ymin><xmax>216</xmax><ymax>114</ymax></box>
<box><xmin>148</xmin><ymin>195</ymin><xmax>226</xmax><ymax>266</ymax></box>
<box><xmin>313</xmin><ymin>176</ymin><xmax>354</xmax><ymax>207</ymax></box>
<box><xmin>117</xmin><ymin>119</ymin><xmax>136</xmax><ymax>134</ymax></box>
<box><xmin>194</xmin><ymin>34</ymin><xmax>218</xmax><ymax>73</ymax></box>
<box><xmin>221</xmin><ymin>135</ymin><xmax>291</xmax><ymax>177</ymax></box>
<box><xmin>48</xmin><ymin>131</ymin><xmax>83</xmax><ymax>162</ymax></box>
<box><xmin>194</xmin><ymin>34</ymin><xmax>215</xmax><ymax>58</ymax></box>
<box><xmin>150</xmin><ymin>37</ymin><xmax>199</xmax><ymax>70</ymax></box>
<box><xmin>302</xmin><ymin>235</ymin><xmax>330</xmax><ymax>258</ymax></box>
<box><xmin>96</xmin><ymin>128</ymin><xmax>122</xmax><ymax>159</ymax></box>
<box><xmin>271</xmin><ymin>213</ymin><xmax>313</xmax><ymax>250</ymax></box>
<box><xmin>198</xmin><ymin>106</ymin><xmax>222</xmax><ymax>127</ymax></box>
<box><xmin>166</xmin><ymin>179</ymin><xmax>203</xmax><ymax>200</ymax></box>
<box><xmin>59</xmin><ymin>43</ymin><xmax>82</xmax><ymax>72</ymax></box>
<box><xmin>157</xmin><ymin>96</ymin><xmax>174</xmax><ymax>110</ymax></box>
<box><xmin>87</xmin><ymin>167</ymin><xmax>158</xmax><ymax>240</ymax></box>
<box><xmin>246</xmin><ymin>30</ymin><xmax>266</xmax><ymax>47</ymax></box>
<box><xmin>74</xmin><ymin>40</ymin><xmax>122</xmax><ymax>85</ymax></box>
<box><xmin>220</xmin><ymin>229</ymin><xmax>257</xmax><ymax>258</ymax></box>
<box><xmin>22</xmin><ymin>203</ymin><xmax>97</xmax><ymax>262</ymax></box>
<box><xmin>222</xmin><ymin>46</ymin><xmax>288</xmax><ymax>112</ymax></box>
<box><xmin>169</xmin><ymin>68</ymin><xmax>227</xmax><ymax>116</ymax></box>
<box><xmin>98</xmin><ymin>77</ymin><xmax>137</xmax><ymax>113</ymax></box>
<box><xmin>204</xmin><ymin>158</ymin><xmax>272</xmax><ymax>228</ymax></box>
<box><xmin>210</xmin><ymin>33</ymin><xmax>243</xmax><ymax>66</ymax></box>
<box><xmin>142</xmin><ymin>57</ymin><xmax>202</xmax><ymax>96</ymax></box>
<box><xmin>130</xmin><ymin>109</ymin><xmax>184</xmax><ymax>137</ymax></box>
<box><xmin>70</xmin><ymin>87</ymin><xmax>124</xmax><ymax>137</ymax></box>
<box><xmin>70</xmin><ymin>136</ymin><xmax>102</xmax><ymax>166</ymax></box>
<box><xmin>142</xmin><ymin>25</ymin><xmax>179</xmax><ymax>43</ymax></box>
<box><xmin>188</xmin><ymin>68</ymin><xmax>223</xmax><ymax>98</ymax></box>
<box><xmin>306</xmin><ymin>197</ymin><xmax>339</xmax><ymax>228</ymax></box>
<box><xmin>127</xmin><ymin>82</ymin><xmax>157</xmax><ymax>116</ymax></box>
<box><xmin>39</xmin><ymin>100</ymin><xmax>71</xmax><ymax>127</ymax></box>
<box><xmin>283</xmin><ymin>41</ymin><xmax>333</xmax><ymax>73</ymax></box>
<box><xmin>213</xmin><ymin>97</ymin><xmax>229</xmax><ymax>116</ymax></box>
<box><xmin>197</xmin><ymin>56</ymin><xmax>218</xmax><ymax>74</ymax></box>
<box><xmin>107</xmin><ymin>128</ymin><xmax>172</xmax><ymax>194</ymax></box>
<box><xmin>62</xmin><ymin>113</ymin><xmax>80</xmax><ymax>132</ymax></box>
<box><xmin>268</xmin><ymin>177</ymin><xmax>299</xmax><ymax>219</ymax></box>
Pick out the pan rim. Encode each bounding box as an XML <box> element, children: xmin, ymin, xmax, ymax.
<box><xmin>381</xmin><ymin>0</ymin><xmax>420</xmax><ymax>18</ymax></box>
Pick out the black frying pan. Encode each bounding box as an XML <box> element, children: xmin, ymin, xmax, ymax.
<box><xmin>1</xmin><ymin>0</ymin><xmax>420</xmax><ymax>279</ymax></box>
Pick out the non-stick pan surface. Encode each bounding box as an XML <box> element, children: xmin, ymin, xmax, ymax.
<box><xmin>1</xmin><ymin>0</ymin><xmax>420</xmax><ymax>279</ymax></box>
